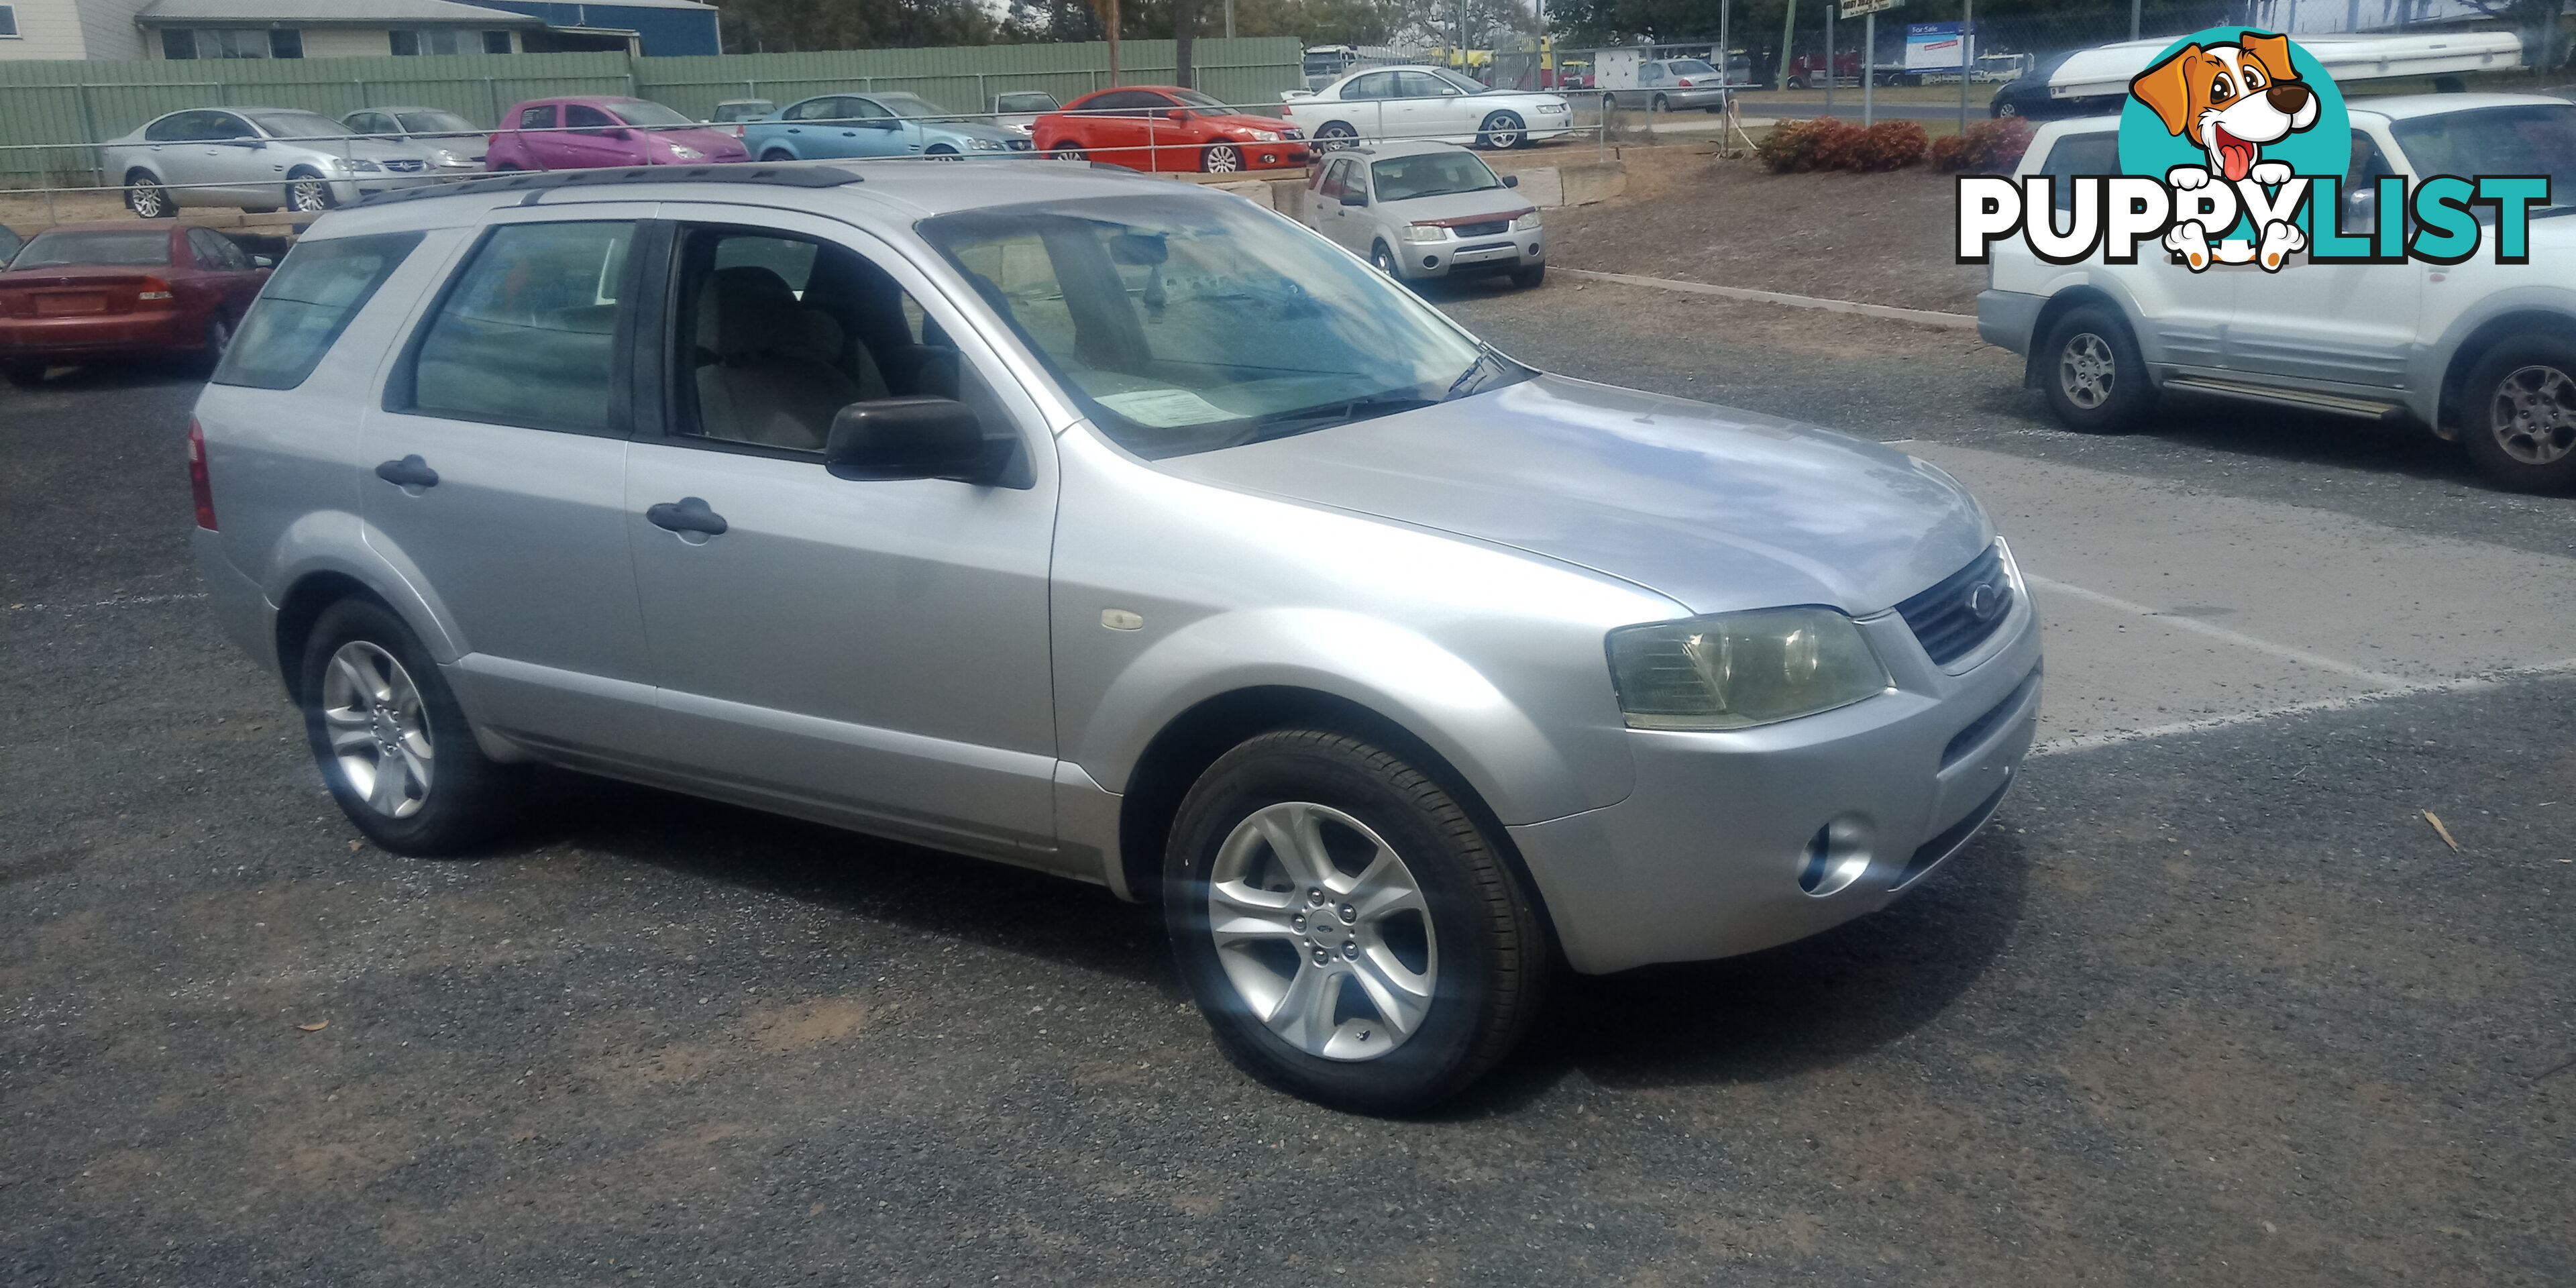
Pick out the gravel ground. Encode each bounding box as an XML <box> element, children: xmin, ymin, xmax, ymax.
<box><xmin>3</xmin><ymin>277</ymin><xmax>2570</xmax><ymax>1286</ymax></box>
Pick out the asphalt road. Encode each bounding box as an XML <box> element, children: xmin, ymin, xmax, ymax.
<box><xmin>3</xmin><ymin>278</ymin><xmax>2570</xmax><ymax>1286</ymax></box>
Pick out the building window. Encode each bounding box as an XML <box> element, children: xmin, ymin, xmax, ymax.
<box><xmin>390</xmin><ymin>28</ymin><xmax>490</xmax><ymax>56</ymax></box>
<box><xmin>484</xmin><ymin>30</ymin><xmax>513</xmax><ymax>54</ymax></box>
<box><xmin>161</xmin><ymin>28</ymin><xmax>302</xmax><ymax>59</ymax></box>
<box><xmin>0</xmin><ymin>7</ymin><xmax>21</xmax><ymax>39</ymax></box>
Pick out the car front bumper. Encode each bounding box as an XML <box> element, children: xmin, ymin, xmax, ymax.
<box><xmin>1403</xmin><ymin>227</ymin><xmax>1545</xmax><ymax>279</ymax></box>
<box><xmin>1508</xmin><ymin>569</ymin><xmax>2043</xmax><ymax>975</ymax></box>
<box><xmin>1977</xmin><ymin>288</ymin><xmax>2046</xmax><ymax>355</ymax></box>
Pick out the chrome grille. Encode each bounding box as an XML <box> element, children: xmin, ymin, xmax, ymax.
<box><xmin>1450</xmin><ymin>219</ymin><xmax>1509</xmax><ymax>237</ymax></box>
<box><xmin>381</xmin><ymin>158</ymin><xmax>427</xmax><ymax>173</ymax></box>
<box><xmin>1895</xmin><ymin>545</ymin><xmax>2013</xmax><ymax>665</ymax></box>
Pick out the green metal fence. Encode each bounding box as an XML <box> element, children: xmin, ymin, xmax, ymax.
<box><xmin>0</xmin><ymin>38</ymin><xmax>1304</xmax><ymax>186</ymax></box>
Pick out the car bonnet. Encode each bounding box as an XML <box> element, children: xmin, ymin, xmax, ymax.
<box><xmin>1152</xmin><ymin>374</ymin><xmax>1993</xmax><ymax>617</ymax></box>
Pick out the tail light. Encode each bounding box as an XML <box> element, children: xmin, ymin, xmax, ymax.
<box><xmin>1676</xmin><ymin>78</ymin><xmax>1695</xmax><ymax>87</ymax></box>
<box><xmin>188</xmin><ymin>418</ymin><xmax>217</xmax><ymax>531</ymax></box>
<box><xmin>733</xmin><ymin>125</ymin><xmax>746</xmax><ymax>138</ymax></box>
<box><xmin>138</xmin><ymin>276</ymin><xmax>175</xmax><ymax>304</ymax></box>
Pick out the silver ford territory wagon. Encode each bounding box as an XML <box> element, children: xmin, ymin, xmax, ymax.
<box><xmin>189</xmin><ymin>162</ymin><xmax>2041</xmax><ymax>1111</ymax></box>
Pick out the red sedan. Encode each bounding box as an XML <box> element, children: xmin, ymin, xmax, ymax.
<box><xmin>1036</xmin><ymin>86</ymin><xmax>1312</xmax><ymax>174</ymax></box>
<box><xmin>0</xmin><ymin>222</ymin><xmax>270</xmax><ymax>386</ymax></box>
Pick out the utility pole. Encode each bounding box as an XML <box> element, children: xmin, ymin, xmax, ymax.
<box><xmin>1960</xmin><ymin>0</ymin><xmax>1972</xmax><ymax>132</ymax></box>
<box><xmin>1778</xmin><ymin>0</ymin><xmax>1796</xmax><ymax>91</ymax></box>
<box><xmin>1825</xmin><ymin>2</ymin><xmax>1835</xmax><ymax>112</ymax></box>
<box><xmin>1718</xmin><ymin>0</ymin><xmax>1730</xmax><ymax>88</ymax></box>
<box><xmin>2130</xmin><ymin>0</ymin><xmax>2141</xmax><ymax>41</ymax></box>
<box><xmin>1862</xmin><ymin>9</ymin><xmax>1874</xmax><ymax>126</ymax></box>
<box><xmin>1224</xmin><ymin>0</ymin><xmax>1234</xmax><ymax>39</ymax></box>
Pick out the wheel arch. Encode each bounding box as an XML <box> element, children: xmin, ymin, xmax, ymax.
<box><xmin>2434</xmin><ymin>307</ymin><xmax>2576</xmax><ymax>435</ymax></box>
<box><xmin>272</xmin><ymin>570</ymin><xmax>385</xmax><ymax>704</ymax></box>
<box><xmin>2023</xmin><ymin>284</ymin><xmax>2131</xmax><ymax>389</ymax></box>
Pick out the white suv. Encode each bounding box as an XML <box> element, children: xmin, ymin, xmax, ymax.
<box><xmin>1978</xmin><ymin>93</ymin><xmax>2576</xmax><ymax>492</ymax></box>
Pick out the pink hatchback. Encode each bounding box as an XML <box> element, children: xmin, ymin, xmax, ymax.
<box><xmin>484</xmin><ymin>97</ymin><xmax>748</xmax><ymax>172</ymax></box>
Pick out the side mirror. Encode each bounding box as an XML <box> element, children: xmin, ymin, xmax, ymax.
<box><xmin>1502</xmin><ymin>174</ymin><xmax>1519</xmax><ymax>188</ymax></box>
<box><xmin>825</xmin><ymin>397</ymin><xmax>996</xmax><ymax>483</ymax></box>
<box><xmin>252</xmin><ymin>255</ymin><xmax>274</xmax><ymax>268</ymax></box>
<box><xmin>1166</xmin><ymin>108</ymin><xmax>1191</xmax><ymax>121</ymax></box>
<box><xmin>610</xmin><ymin>127</ymin><xmax>637</xmax><ymax>140</ymax></box>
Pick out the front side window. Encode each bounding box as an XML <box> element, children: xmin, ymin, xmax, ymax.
<box><xmin>873</xmin><ymin>93</ymin><xmax>949</xmax><ymax>119</ymax></box>
<box><xmin>675</xmin><ymin>228</ymin><xmax>1001</xmax><ymax>453</ymax></box>
<box><xmin>1371</xmin><ymin>151</ymin><xmax>1501</xmax><ymax>201</ymax></box>
<box><xmin>564</xmin><ymin>104</ymin><xmax>617</xmax><ymax>132</ymax></box>
<box><xmin>605</xmin><ymin>100</ymin><xmax>694</xmax><ymax>128</ymax></box>
<box><xmin>398</xmin><ymin>110</ymin><xmax>476</xmax><ymax>134</ymax></box>
<box><xmin>923</xmin><ymin>195</ymin><xmax>1513</xmax><ymax>460</ymax></box>
<box><xmin>346</xmin><ymin>113</ymin><xmax>388</xmax><ymax>136</ymax></box>
<box><xmin>1397</xmin><ymin>71</ymin><xmax>1463</xmax><ymax>99</ymax></box>
<box><xmin>1667</xmin><ymin>59</ymin><xmax>1716</xmax><ymax>76</ymax></box>
<box><xmin>517</xmin><ymin>105</ymin><xmax>556</xmax><ymax>130</ymax></box>
<box><xmin>13</xmin><ymin>229</ymin><xmax>171</xmax><ymax>270</ymax></box>
<box><xmin>1346</xmin><ymin>72</ymin><xmax>1399</xmax><ymax>101</ymax></box>
<box><xmin>215</xmin><ymin>231</ymin><xmax>423</xmax><ymax>390</ymax></box>
<box><xmin>405</xmin><ymin>221</ymin><xmax>635</xmax><ymax>433</ymax></box>
<box><xmin>246</xmin><ymin>111</ymin><xmax>349</xmax><ymax>141</ymax></box>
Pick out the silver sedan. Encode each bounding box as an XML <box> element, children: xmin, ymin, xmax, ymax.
<box><xmin>103</xmin><ymin>107</ymin><xmax>449</xmax><ymax>216</ymax></box>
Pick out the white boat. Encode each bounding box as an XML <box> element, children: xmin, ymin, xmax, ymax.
<box><xmin>2046</xmin><ymin>30</ymin><xmax>2522</xmax><ymax>101</ymax></box>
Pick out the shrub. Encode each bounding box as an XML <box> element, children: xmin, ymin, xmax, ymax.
<box><xmin>1934</xmin><ymin>117</ymin><xmax>2037</xmax><ymax>172</ymax></box>
<box><xmin>1805</xmin><ymin>119</ymin><xmax>1870</xmax><ymax>170</ymax></box>
<box><xmin>1853</xmin><ymin>120</ymin><xmax>1927</xmax><ymax>170</ymax></box>
<box><xmin>1754</xmin><ymin>116</ymin><xmax>1836</xmax><ymax>172</ymax></box>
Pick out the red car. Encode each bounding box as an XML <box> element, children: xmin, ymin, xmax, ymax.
<box><xmin>1035</xmin><ymin>86</ymin><xmax>1312</xmax><ymax>174</ymax></box>
<box><xmin>0</xmin><ymin>222</ymin><xmax>269</xmax><ymax>386</ymax></box>
<box><xmin>484</xmin><ymin>96</ymin><xmax>748</xmax><ymax>172</ymax></box>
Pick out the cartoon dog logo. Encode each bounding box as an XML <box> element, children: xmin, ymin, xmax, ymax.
<box><xmin>2130</xmin><ymin>32</ymin><xmax>2320</xmax><ymax>270</ymax></box>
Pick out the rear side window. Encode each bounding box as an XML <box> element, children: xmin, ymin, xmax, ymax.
<box><xmin>400</xmin><ymin>221</ymin><xmax>635</xmax><ymax>434</ymax></box>
<box><xmin>2040</xmin><ymin>130</ymin><xmax>2121</xmax><ymax>213</ymax></box>
<box><xmin>213</xmin><ymin>231</ymin><xmax>423</xmax><ymax>390</ymax></box>
<box><xmin>517</xmin><ymin>105</ymin><xmax>556</xmax><ymax>129</ymax></box>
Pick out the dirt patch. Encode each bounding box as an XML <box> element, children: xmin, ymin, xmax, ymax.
<box><xmin>1543</xmin><ymin>155</ymin><xmax>1986</xmax><ymax>314</ymax></box>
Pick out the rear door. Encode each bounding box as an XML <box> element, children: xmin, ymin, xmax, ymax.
<box><xmin>512</xmin><ymin>103</ymin><xmax>563</xmax><ymax>168</ymax></box>
<box><xmin>1335</xmin><ymin>72</ymin><xmax>1397</xmax><ymax>139</ymax></box>
<box><xmin>362</xmin><ymin>211</ymin><xmax>662</xmax><ymax>762</ymax></box>
<box><xmin>620</xmin><ymin>209</ymin><xmax>1063</xmax><ymax>856</ymax></box>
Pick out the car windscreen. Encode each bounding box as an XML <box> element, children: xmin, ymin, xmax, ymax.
<box><xmin>1169</xmin><ymin>88</ymin><xmax>1232</xmax><ymax>110</ymax></box>
<box><xmin>1431</xmin><ymin>69</ymin><xmax>1485</xmax><ymax>94</ymax></box>
<box><xmin>2391</xmin><ymin>105</ymin><xmax>2576</xmax><ymax>213</ymax></box>
<box><xmin>874</xmin><ymin>93</ymin><xmax>951</xmax><ymax>118</ymax></box>
<box><xmin>248</xmin><ymin>111</ymin><xmax>354</xmax><ymax>141</ymax></box>
<box><xmin>606</xmin><ymin>100</ymin><xmax>696</xmax><ymax>128</ymax></box>
<box><xmin>396</xmin><ymin>110</ymin><xmax>477</xmax><ymax>134</ymax></box>
<box><xmin>1371</xmin><ymin>151</ymin><xmax>1502</xmax><ymax>201</ymax></box>
<box><xmin>1665</xmin><ymin>60</ymin><xmax>1716</xmax><ymax>76</ymax></box>
<box><xmin>921</xmin><ymin>194</ymin><xmax>1521</xmax><ymax>460</ymax></box>
<box><xmin>11</xmin><ymin>230</ymin><xmax>170</xmax><ymax>269</ymax></box>
<box><xmin>996</xmin><ymin>93</ymin><xmax>1058</xmax><ymax>112</ymax></box>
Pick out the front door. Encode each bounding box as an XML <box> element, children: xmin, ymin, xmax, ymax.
<box><xmin>193</xmin><ymin>111</ymin><xmax>266</xmax><ymax>206</ymax></box>
<box><xmin>362</xmin><ymin>212</ymin><xmax>661</xmax><ymax>762</ymax></box>
<box><xmin>557</xmin><ymin>103</ymin><xmax>639</xmax><ymax>169</ymax></box>
<box><xmin>1387</xmin><ymin>71</ymin><xmax>1469</xmax><ymax>144</ymax></box>
<box><xmin>2224</xmin><ymin>131</ymin><xmax>2421</xmax><ymax>388</ymax></box>
<box><xmin>842</xmin><ymin>97</ymin><xmax>909</xmax><ymax>156</ymax></box>
<box><xmin>621</xmin><ymin>209</ymin><xmax>1061</xmax><ymax>856</ymax></box>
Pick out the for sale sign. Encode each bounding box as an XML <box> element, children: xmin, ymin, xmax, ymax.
<box><xmin>1905</xmin><ymin>21</ymin><xmax>1966</xmax><ymax>70</ymax></box>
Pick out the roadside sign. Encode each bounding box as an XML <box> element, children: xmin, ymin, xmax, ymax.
<box><xmin>1838</xmin><ymin>0</ymin><xmax>1901</xmax><ymax>18</ymax></box>
<box><xmin>1904</xmin><ymin>20</ymin><xmax>1966</xmax><ymax>71</ymax></box>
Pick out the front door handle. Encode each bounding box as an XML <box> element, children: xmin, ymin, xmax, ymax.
<box><xmin>646</xmin><ymin>496</ymin><xmax>728</xmax><ymax>536</ymax></box>
<box><xmin>374</xmin><ymin>455</ymin><xmax>438</xmax><ymax>488</ymax></box>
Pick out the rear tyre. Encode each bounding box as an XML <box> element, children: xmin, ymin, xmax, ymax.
<box><xmin>1314</xmin><ymin>121</ymin><xmax>1358</xmax><ymax>152</ymax></box>
<box><xmin>761</xmin><ymin>148</ymin><xmax>795</xmax><ymax>162</ymax></box>
<box><xmin>1477</xmin><ymin>112</ymin><xmax>1525</xmax><ymax>150</ymax></box>
<box><xmin>1651</xmin><ymin>93</ymin><xmax>1670</xmax><ymax>113</ymax></box>
<box><xmin>2460</xmin><ymin>335</ymin><xmax>2576</xmax><ymax>492</ymax></box>
<box><xmin>2041</xmin><ymin>305</ymin><xmax>2155</xmax><ymax>433</ymax></box>
<box><xmin>1510</xmin><ymin>262</ymin><xmax>1545</xmax><ymax>289</ymax></box>
<box><xmin>1</xmin><ymin>362</ymin><xmax>44</xmax><ymax>388</ymax></box>
<box><xmin>1047</xmin><ymin>145</ymin><xmax>1087</xmax><ymax>162</ymax></box>
<box><xmin>285</xmin><ymin>169</ymin><xmax>335</xmax><ymax>213</ymax></box>
<box><xmin>197</xmin><ymin>313</ymin><xmax>232</xmax><ymax>374</ymax></box>
<box><xmin>1202</xmin><ymin>144</ymin><xmax>1244</xmax><ymax>173</ymax></box>
<box><xmin>299</xmin><ymin>598</ymin><xmax>527</xmax><ymax>855</ymax></box>
<box><xmin>127</xmin><ymin>172</ymin><xmax>173</xmax><ymax>219</ymax></box>
<box><xmin>1164</xmin><ymin>729</ymin><xmax>1549</xmax><ymax>1114</ymax></box>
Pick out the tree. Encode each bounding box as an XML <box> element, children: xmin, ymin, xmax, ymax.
<box><xmin>721</xmin><ymin>0</ymin><xmax>1000</xmax><ymax>51</ymax></box>
<box><xmin>2453</xmin><ymin>0</ymin><xmax>2570</xmax><ymax>70</ymax></box>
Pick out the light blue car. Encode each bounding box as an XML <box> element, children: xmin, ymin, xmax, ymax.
<box><xmin>743</xmin><ymin>91</ymin><xmax>1036</xmax><ymax>162</ymax></box>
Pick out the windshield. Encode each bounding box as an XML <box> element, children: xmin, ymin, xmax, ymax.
<box><xmin>248</xmin><ymin>111</ymin><xmax>352</xmax><ymax>141</ymax></box>
<box><xmin>920</xmin><ymin>195</ymin><xmax>1522</xmax><ymax>459</ymax></box>
<box><xmin>395</xmin><ymin>110</ymin><xmax>477</xmax><ymax>134</ymax></box>
<box><xmin>605</xmin><ymin>100</ymin><xmax>696</xmax><ymax>128</ymax></box>
<box><xmin>2392</xmin><ymin>105</ymin><xmax>2576</xmax><ymax>210</ymax></box>
<box><xmin>1431</xmin><ymin>69</ymin><xmax>1485</xmax><ymax>94</ymax></box>
<box><xmin>1666</xmin><ymin>60</ymin><xmax>1716</xmax><ymax>75</ymax></box>
<box><xmin>1372</xmin><ymin>151</ymin><xmax>1502</xmax><ymax>201</ymax></box>
<box><xmin>13</xmin><ymin>229</ymin><xmax>170</xmax><ymax>269</ymax></box>
<box><xmin>1169</xmin><ymin>88</ymin><xmax>1231</xmax><ymax>110</ymax></box>
<box><xmin>996</xmin><ymin>93</ymin><xmax>1058</xmax><ymax>113</ymax></box>
<box><xmin>874</xmin><ymin>93</ymin><xmax>953</xmax><ymax>119</ymax></box>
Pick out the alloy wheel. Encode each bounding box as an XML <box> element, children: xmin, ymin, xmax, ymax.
<box><xmin>288</xmin><ymin>177</ymin><xmax>331</xmax><ymax>212</ymax></box>
<box><xmin>1203</xmin><ymin>801</ymin><xmax>1439</xmax><ymax>1062</ymax></box>
<box><xmin>2059</xmin><ymin>332</ymin><xmax>2115</xmax><ymax>410</ymax></box>
<box><xmin>1315</xmin><ymin>123</ymin><xmax>1357</xmax><ymax>152</ymax></box>
<box><xmin>129</xmin><ymin>180</ymin><xmax>167</xmax><ymax>218</ymax></box>
<box><xmin>2489</xmin><ymin>364</ymin><xmax>2576</xmax><ymax>466</ymax></box>
<box><xmin>319</xmin><ymin>640</ymin><xmax>434</xmax><ymax>819</ymax></box>
<box><xmin>1203</xmin><ymin>144</ymin><xmax>1243</xmax><ymax>173</ymax></box>
<box><xmin>1483</xmin><ymin>113</ymin><xmax>1524</xmax><ymax>149</ymax></box>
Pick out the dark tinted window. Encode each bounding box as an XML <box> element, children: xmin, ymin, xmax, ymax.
<box><xmin>2391</xmin><ymin>104</ymin><xmax>2576</xmax><ymax>207</ymax></box>
<box><xmin>407</xmin><ymin>221</ymin><xmax>635</xmax><ymax>434</ymax></box>
<box><xmin>995</xmin><ymin>93</ymin><xmax>1058</xmax><ymax>113</ymax></box>
<box><xmin>1346</xmin><ymin>72</ymin><xmax>1400</xmax><ymax>100</ymax></box>
<box><xmin>483</xmin><ymin>30</ymin><xmax>513</xmax><ymax>54</ymax></box>
<box><xmin>214</xmin><ymin>231</ymin><xmax>422</xmax><ymax>390</ymax></box>
<box><xmin>398</xmin><ymin>110</ymin><xmax>476</xmax><ymax>133</ymax></box>
<box><xmin>2041</xmin><ymin>129</ymin><xmax>2120</xmax><ymax>212</ymax></box>
<box><xmin>564</xmin><ymin>103</ymin><xmax>617</xmax><ymax>131</ymax></box>
<box><xmin>1083</xmin><ymin>91</ymin><xmax>1164</xmax><ymax>113</ymax></box>
<box><xmin>12</xmin><ymin>229</ymin><xmax>171</xmax><ymax>268</ymax></box>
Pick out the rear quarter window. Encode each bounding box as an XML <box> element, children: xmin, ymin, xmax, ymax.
<box><xmin>212</xmin><ymin>231</ymin><xmax>424</xmax><ymax>390</ymax></box>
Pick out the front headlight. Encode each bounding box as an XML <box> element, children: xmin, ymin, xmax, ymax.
<box><xmin>1245</xmin><ymin>129</ymin><xmax>1282</xmax><ymax>142</ymax></box>
<box><xmin>1607</xmin><ymin>608</ymin><xmax>1890</xmax><ymax>730</ymax></box>
<box><xmin>968</xmin><ymin>136</ymin><xmax>1006</xmax><ymax>150</ymax></box>
<box><xmin>1510</xmin><ymin>211</ymin><xmax>1542</xmax><ymax>231</ymax></box>
<box><xmin>1400</xmin><ymin>223</ymin><xmax>1448</xmax><ymax>244</ymax></box>
<box><xmin>667</xmin><ymin>144</ymin><xmax>703</xmax><ymax>160</ymax></box>
<box><xmin>342</xmin><ymin>158</ymin><xmax>381</xmax><ymax>172</ymax></box>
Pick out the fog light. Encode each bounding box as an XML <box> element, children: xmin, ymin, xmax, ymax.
<box><xmin>1797</xmin><ymin>816</ymin><xmax>1875</xmax><ymax>896</ymax></box>
<box><xmin>1421</xmin><ymin>254</ymin><xmax>1439</xmax><ymax>268</ymax></box>
<box><xmin>1260</xmin><ymin>152</ymin><xmax>1278</xmax><ymax>164</ymax></box>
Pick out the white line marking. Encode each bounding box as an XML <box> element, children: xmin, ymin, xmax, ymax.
<box><xmin>2033</xmin><ymin>658</ymin><xmax>2576</xmax><ymax>755</ymax></box>
<box><xmin>5</xmin><ymin>592</ymin><xmax>209</xmax><ymax>612</ymax></box>
<box><xmin>2024</xmin><ymin>574</ymin><xmax>2416</xmax><ymax>690</ymax></box>
<box><xmin>1556</xmin><ymin>268</ymin><xmax>1982</xmax><ymax>331</ymax></box>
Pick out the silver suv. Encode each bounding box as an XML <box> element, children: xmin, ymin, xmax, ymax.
<box><xmin>190</xmin><ymin>163</ymin><xmax>2040</xmax><ymax>1111</ymax></box>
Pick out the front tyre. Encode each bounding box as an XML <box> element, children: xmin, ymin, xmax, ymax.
<box><xmin>285</xmin><ymin>169</ymin><xmax>336</xmax><ymax>213</ymax></box>
<box><xmin>299</xmin><ymin>598</ymin><xmax>527</xmax><ymax>855</ymax></box>
<box><xmin>761</xmin><ymin>148</ymin><xmax>796</xmax><ymax>162</ymax></box>
<box><xmin>127</xmin><ymin>172</ymin><xmax>174</xmax><ymax>219</ymax></box>
<box><xmin>1202</xmin><ymin>143</ymin><xmax>1244</xmax><ymax>173</ymax></box>
<box><xmin>1477</xmin><ymin>111</ymin><xmax>1526</xmax><ymax>150</ymax></box>
<box><xmin>2041</xmin><ymin>304</ymin><xmax>2155</xmax><ymax>433</ymax></box>
<box><xmin>1313</xmin><ymin>121</ymin><xmax>1358</xmax><ymax>152</ymax></box>
<box><xmin>1510</xmin><ymin>262</ymin><xmax>1545</xmax><ymax>289</ymax></box>
<box><xmin>2461</xmin><ymin>337</ymin><xmax>2576</xmax><ymax>492</ymax></box>
<box><xmin>1165</xmin><ymin>729</ymin><xmax>1549</xmax><ymax>1114</ymax></box>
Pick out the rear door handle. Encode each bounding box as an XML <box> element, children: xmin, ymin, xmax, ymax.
<box><xmin>373</xmin><ymin>455</ymin><xmax>438</xmax><ymax>488</ymax></box>
<box><xmin>646</xmin><ymin>496</ymin><xmax>728</xmax><ymax>536</ymax></box>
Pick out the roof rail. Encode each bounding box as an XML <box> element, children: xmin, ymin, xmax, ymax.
<box><xmin>355</xmin><ymin>164</ymin><xmax>864</xmax><ymax>209</ymax></box>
